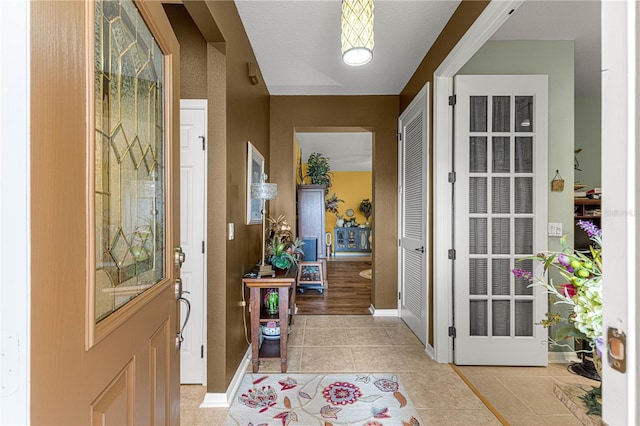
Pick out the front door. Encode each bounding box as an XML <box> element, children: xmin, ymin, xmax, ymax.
<box><xmin>398</xmin><ymin>84</ymin><xmax>429</xmax><ymax>345</ymax></box>
<box><xmin>30</xmin><ymin>1</ymin><xmax>181</xmax><ymax>423</ymax></box>
<box><xmin>453</xmin><ymin>75</ymin><xmax>548</xmax><ymax>365</ymax></box>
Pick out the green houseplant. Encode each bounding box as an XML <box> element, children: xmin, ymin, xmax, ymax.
<box><xmin>304</xmin><ymin>152</ymin><xmax>332</xmax><ymax>189</ymax></box>
<box><xmin>265</xmin><ymin>214</ymin><xmax>304</xmax><ymax>270</ymax></box>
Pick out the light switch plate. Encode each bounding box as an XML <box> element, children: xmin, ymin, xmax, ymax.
<box><xmin>548</xmin><ymin>222</ymin><xmax>563</xmax><ymax>237</ymax></box>
<box><xmin>228</xmin><ymin>223</ymin><xmax>234</xmax><ymax>240</ymax></box>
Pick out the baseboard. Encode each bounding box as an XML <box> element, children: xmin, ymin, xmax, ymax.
<box><xmin>425</xmin><ymin>344</ymin><xmax>436</xmax><ymax>360</ymax></box>
<box><xmin>548</xmin><ymin>351</ymin><xmax>579</xmax><ymax>363</ymax></box>
<box><xmin>200</xmin><ymin>346</ymin><xmax>251</xmax><ymax>408</ymax></box>
<box><xmin>369</xmin><ymin>305</ymin><xmax>398</xmax><ymax>317</ymax></box>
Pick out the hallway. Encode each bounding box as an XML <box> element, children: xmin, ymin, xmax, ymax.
<box><xmin>295</xmin><ymin>256</ymin><xmax>372</xmax><ymax>315</ymax></box>
<box><xmin>181</xmin><ymin>315</ymin><xmax>597</xmax><ymax>425</ymax></box>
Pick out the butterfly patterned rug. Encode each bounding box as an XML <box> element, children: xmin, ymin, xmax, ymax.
<box><xmin>225</xmin><ymin>373</ymin><xmax>422</xmax><ymax>426</ymax></box>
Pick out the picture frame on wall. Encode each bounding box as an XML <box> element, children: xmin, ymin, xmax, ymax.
<box><xmin>246</xmin><ymin>141</ymin><xmax>265</xmax><ymax>225</ymax></box>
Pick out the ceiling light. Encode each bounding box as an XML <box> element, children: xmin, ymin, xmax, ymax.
<box><xmin>341</xmin><ymin>0</ymin><xmax>374</xmax><ymax>66</ymax></box>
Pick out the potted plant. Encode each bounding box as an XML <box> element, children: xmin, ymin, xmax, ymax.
<box><xmin>359</xmin><ymin>198</ymin><xmax>372</xmax><ymax>225</ymax></box>
<box><xmin>265</xmin><ymin>214</ymin><xmax>304</xmax><ymax>270</ymax></box>
<box><xmin>513</xmin><ymin>220</ymin><xmax>603</xmax><ymax>415</ymax></box>
<box><xmin>325</xmin><ymin>192</ymin><xmax>344</xmax><ymax>215</ymax></box>
<box><xmin>304</xmin><ymin>152</ymin><xmax>332</xmax><ymax>189</ymax></box>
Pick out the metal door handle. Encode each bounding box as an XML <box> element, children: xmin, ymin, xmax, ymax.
<box><xmin>175</xmin><ymin>246</ymin><xmax>186</xmax><ymax>268</ymax></box>
<box><xmin>414</xmin><ymin>246</ymin><xmax>425</xmax><ymax>253</ymax></box>
<box><xmin>176</xmin><ymin>291</ymin><xmax>191</xmax><ymax>351</ymax></box>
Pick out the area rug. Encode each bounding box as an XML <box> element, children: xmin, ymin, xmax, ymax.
<box><xmin>226</xmin><ymin>373</ymin><xmax>421</xmax><ymax>426</ymax></box>
<box><xmin>359</xmin><ymin>269</ymin><xmax>372</xmax><ymax>279</ymax></box>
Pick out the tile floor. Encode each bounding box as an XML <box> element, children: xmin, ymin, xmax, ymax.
<box><xmin>181</xmin><ymin>315</ymin><xmax>598</xmax><ymax>425</ymax></box>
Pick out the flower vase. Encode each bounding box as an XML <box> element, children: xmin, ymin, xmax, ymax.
<box><xmin>264</xmin><ymin>289</ymin><xmax>279</xmax><ymax>315</ymax></box>
<box><xmin>336</xmin><ymin>218</ymin><xmax>344</xmax><ymax>227</ymax></box>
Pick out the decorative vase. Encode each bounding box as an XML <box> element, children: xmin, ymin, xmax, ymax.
<box><xmin>264</xmin><ymin>289</ymin><xmax>279</xmax><ymax>315</ymax></box>
<box><xmin>337</xmin><ymin>218</ymin><xmax>344</xmax><ymax>227</ymax></box>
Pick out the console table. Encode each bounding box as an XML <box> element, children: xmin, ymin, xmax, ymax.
<box><xmin>242</xmin><ymin>267</ymin><xmax>297</xmax><ymax>373</ymax></box>
<box><xmin>334</xmin><ymin>227</ymin><xmax>372</xmax><ymax>253</ymax></box>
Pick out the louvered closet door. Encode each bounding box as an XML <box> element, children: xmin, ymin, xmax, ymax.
<box><xmin>398</xmin><ymin>84</ymin><xmax>429</xmax><ymax>345</ymax></box>
<box><xmin>454</xmin><ymin>75</ymin><xmax>548</xmax><ymax>365</ymax></box>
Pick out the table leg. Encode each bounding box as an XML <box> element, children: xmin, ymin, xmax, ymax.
<box><xmin>250</xmin><ymin>287</ymin><xmax>261</xmax><ymax>373</ymax></box>
<box><xmin>278</xmin><ymin>286</ymin><xmax>288</xmax><ymax>372</ymax></box>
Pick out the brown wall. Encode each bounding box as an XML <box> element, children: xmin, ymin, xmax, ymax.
<box><xmin>165</xmin><ymin>2</ymin><xmax>269</xmax><ymax>393</ymax></box>
<box><xmin>270</xmin><ymin>96</ymin><xmax>400</xmax><ymax>309</ymax></box>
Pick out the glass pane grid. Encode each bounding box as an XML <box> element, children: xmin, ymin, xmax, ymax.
<box><xmin>466</xmin><ymin>93</ymin><xmax>538</xmax><ymax>340</ymax></box>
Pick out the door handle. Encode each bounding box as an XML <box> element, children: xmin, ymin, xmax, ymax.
<box><xmin>176</xmin><ymin>291</ymin><xmax>191</xmax><ymax>351</ymax></box>
<box><xmin>174</xmin><ymin>246</ymin><xmax>186</xmax><ymax>268</ymax></box>
<box><xmin>414</xmin><ymin>246</ymin><xmax>425</xmax><ymax>253</ymax></box>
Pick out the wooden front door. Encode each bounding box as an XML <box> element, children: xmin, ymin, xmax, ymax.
<box><xmin>30</xmin><ymin>1</ymin><xmax>181</xmax><ymax>424</ymax></box>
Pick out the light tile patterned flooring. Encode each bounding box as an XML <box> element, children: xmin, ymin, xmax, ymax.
<box><xmin>181</xmin><ymin>315</ymin><xmax>598</xmax><ymax>425</ymax></box>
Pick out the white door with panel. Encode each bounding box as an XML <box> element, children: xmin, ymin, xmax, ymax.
<box><xmin>453</xmin><ymin>75</ymin><xmax>548</xmax><ymax>365</ymax></box>
<box><xmin>398</xmin><ymin>84</ymin><xmax>429</xmax><ymax>345</ymax></box>
<box><xmin>179</xmin><ymin>100</ymin><xmax>207</xmax><ymax>384</ymax></box>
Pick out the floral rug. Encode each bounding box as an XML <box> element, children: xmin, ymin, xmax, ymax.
<box><xmin>226</xmin><ymin>373</ymin><xmax>421</xmax><ymax>426</ymax></box>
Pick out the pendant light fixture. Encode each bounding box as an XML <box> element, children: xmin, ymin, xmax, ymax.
<box><xmin>341</xmin><ymin>0</ymin><xmax>374</xmax><ymax>66</ymax></box>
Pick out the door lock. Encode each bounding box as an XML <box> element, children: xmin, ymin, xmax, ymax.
<box><xmin>174</xmin><ymin>246</ymin><xmax>186</xmax><ymax>268</ymax></box>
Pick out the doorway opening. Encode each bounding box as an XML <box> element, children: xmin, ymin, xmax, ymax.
<box><xmin>295</xmin><ymin>131</ymin><xmax>373</xmax><ymax>314</ymax></box>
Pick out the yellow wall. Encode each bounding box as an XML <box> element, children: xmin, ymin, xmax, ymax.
<box><xmin>325</xmin><ymin>171</ymin><xmax>373</xmax><ymax>235</ymax></box>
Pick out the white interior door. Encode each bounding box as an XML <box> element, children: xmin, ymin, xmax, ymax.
<box><xmin>453</xmin><ymin>75</ymin><xmax>548</xmax><ymax>365</ymax></box>
<box><xmin>179</xmin><ymin>99</ymin><xmax>207</xmax><ymax>384</ymax></box>
<box><xmin>398</xmin><ymin>84</ymin><xmax>429</xmax><ymax>345</ymax></box>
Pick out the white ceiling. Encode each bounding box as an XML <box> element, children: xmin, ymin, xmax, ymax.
<box><xmin>297</xmin><ymin>132</ymin><xmax>372</xmax><ymax>171</ymax></box>
<box><xmin>234</xmin><ymin>0</ymin><xmax>461</xmax><ymax>95</ymax></box>
<box><xmin>235</xmin><ymin>0</ymin><xmax>601</xmax><ymax>168</ymax></box>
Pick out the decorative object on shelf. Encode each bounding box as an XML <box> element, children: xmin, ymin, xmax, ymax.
<box><xmin>266</xmin><ymin>214</ymin><xmax>304</xmax><ymax>271</ymax></box>
<box><xmin>359</xmin><ymin>198</ymin><xmax>372</xmax><ymax>225</ymax></box>
<box><xmin>336</xmin><ymin>216</ymin><xmax>345</xmax><ymax>227</ymax></box>
<box><xmin>264</xmin><ymin>289</ymin><xmax>279</xmax><ymax>315</ymax></box>
<box><xmin>513</xmin><ymin>220</ymin><xmax>602</xmax><ymax>415</ymax></box>
<box><xmin>304</xmin><ymin>152</ymin><xmax>333</xmax><ymax>189</ymax></box>
<box><xmin>341</xmin><ymin>0</ymin><xmax>375</xmax><ymax>66</ymax></box>
<box><xmin>325</xmin><ymin>192</ymin><xmax>344</xmax><ymax>215</ymax></box>
<box><xmin>261</xmin><ymin>321</ymin><xmax>280</xmax><ymax>339</ymax></box>
<box><xmin>251</xmin><ymin>173</ymin><xmax>278</xmax><ymax>277</ymax></box>
<box><xmin>551</xmin><ymin>170</ymin><xmax>564</xmax><ymax>192</ymax></box>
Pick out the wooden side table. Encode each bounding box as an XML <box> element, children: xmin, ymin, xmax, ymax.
<box><xmin>242</xmin><ymin>267</ymin><xmax>297</xmax><ymax>373</ymax></box>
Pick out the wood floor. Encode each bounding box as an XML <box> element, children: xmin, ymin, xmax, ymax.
<box><xmin>295</xmin><ymin>258</ymin><xmax>372</xmax><ymax>315</ymax></box>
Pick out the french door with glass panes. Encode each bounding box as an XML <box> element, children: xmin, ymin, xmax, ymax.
<box><xmin>453</xmin><ymin>75</ymin><xmax>548</xmax><ymax>365</ymax></box>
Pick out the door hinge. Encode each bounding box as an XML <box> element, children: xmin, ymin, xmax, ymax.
<box><xmin>448</xmin><ymin>95</ymin><xmax>456</xmax><ymax>106</ymax></box>
<box><xmin>202</xmin><ymin>241</ymin><xmax>205</xmax><ymax>254</ymax></box>
<box><xmin>448</xmin><ymin>172</ymin><xmax>456</xmax><ymax>183</ymax></box>
<box><xmin>201</xmin><ymin>345</ymin><xmax>204</xmax><ymax>359</ymax></box>
<box><xmin>448</xmin><ymin>326</ymin><xmax>456</xmax><ymax>338</ymax></box>
<box><xmin>448</xmin><ymin>249</ymin><xmax>456</xmax><ymax>260</ymax></box>
<box><xmin>398</xmin><ymin>291</ymin><xmax>402</xmax><ymax>300</ymax></box>
<box><xmin>398</xmin><ymin>238</ymin><xmax>401</xmax><ymax>247</ymax></box>
<box><xmin>199</xmin><ymin>135</ymin><xmax>206</xmax><ymax>150</ymax></box>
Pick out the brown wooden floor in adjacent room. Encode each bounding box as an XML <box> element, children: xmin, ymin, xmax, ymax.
<box><xmin>295</xmin><ymin>257</ymin><xmax>372</xmax><ymax>315</ymax></box>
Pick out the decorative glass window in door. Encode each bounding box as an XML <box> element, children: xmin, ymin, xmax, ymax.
<box><xmin>94</xmin><ymin>0</ymin><xmax>165</xmax><ymax>322</ymax></box>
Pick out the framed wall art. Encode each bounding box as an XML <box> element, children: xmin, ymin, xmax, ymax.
<box><xmin>246</xmin><ymin>141</ymin><xmax>265</xmax><ymax>225</ymax></box>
